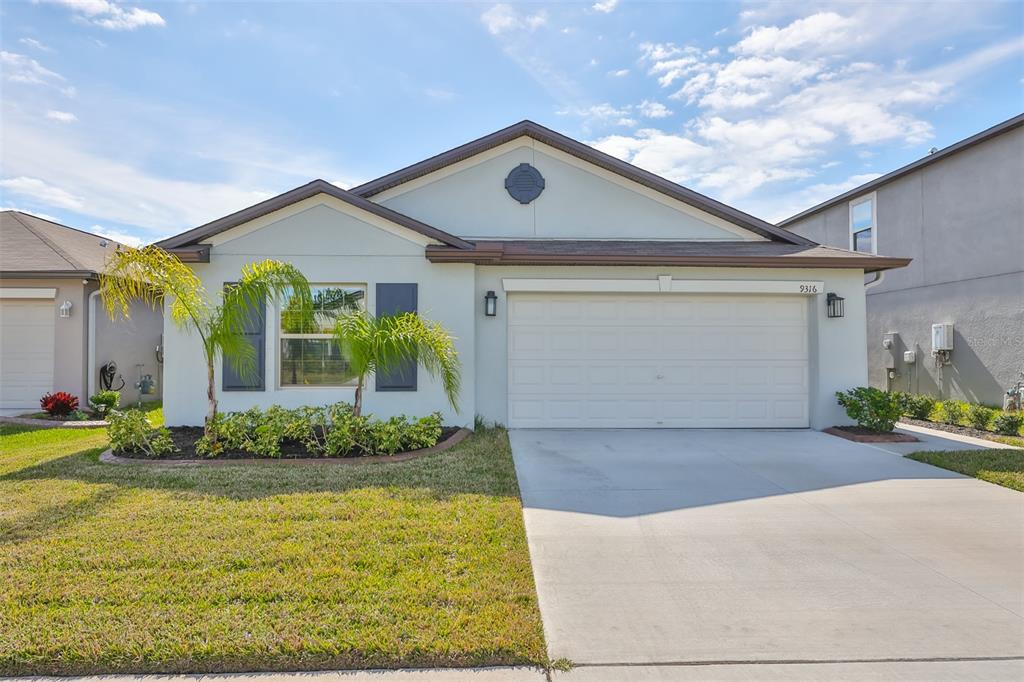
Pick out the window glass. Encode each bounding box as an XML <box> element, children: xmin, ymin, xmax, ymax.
<box><xmin>851</xmin><ymin>198</ymin><xmax>873</xmax><ymax>231</ymax></box>
<box><xmin>279</xmin><ymin>285</ymin><xmax>365</xmax><ymax>386</ymax></box>
<box><xmin>853</xmin><ymin>228</ymin><xmax>873</xmax><ymax>254</ymax></box>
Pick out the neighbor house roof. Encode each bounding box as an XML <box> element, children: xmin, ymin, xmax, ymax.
<box><xmin>424</xmin><ymin>240</ymin><xmax>910</xmax><ymax>272</ymax></box>
<box><xmin>0</xmin><ymin>210</ymin><xmax>123</xmax><ymax>278</ymax></box>
<box><xmin>350</xmin><ymin>120</ymin><xmax>814</xmax><ymax>246</ymax></box>
<box><xmin>779</xmin><ymin>113</ymin><xmax>1024</xmax><ymax>226</ymax></box>
<box><xmin>157</xmin><ymin>179</ymin><xmax>473</xmax><ymax>254</ymax></box>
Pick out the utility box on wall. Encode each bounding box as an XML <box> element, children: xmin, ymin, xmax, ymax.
<box><xmin>931</xmin><ymin>323</ymin><xmax>954</xmax><ymax>353</ymax></box>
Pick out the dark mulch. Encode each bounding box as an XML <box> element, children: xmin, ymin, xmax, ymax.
<box><xmin>824</xmin><ymin>425</ymin><xmax>919</xmax><ymax>443</ymax></box>
<box><xmin>901</xmin><ymin>417</ymin><xmax>1010</xmax><ymax>443</ymax></box>
<box><xmin>115</xmin><ymin>426</ymin><xmax>462</xmax><ymax>460</ymax></box>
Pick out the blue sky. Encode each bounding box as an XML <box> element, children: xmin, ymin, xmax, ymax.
<box><xmin>1</xmin><ymin>1</ymin><xmax>1022</xmax><ymax>246</ymax></box>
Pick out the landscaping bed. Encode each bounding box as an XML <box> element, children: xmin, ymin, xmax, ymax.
<box><xmin>0</xmin><ymin>413</ymin><xmax>546</xmax><ymax>675</ymax></box>
<box><xmin>110</xmin><ymin>425</ymin><xmax>467</xmax><ymax>462</ymax></box>
<box><xmin>824</xmin><ymin>425</ymin><xmax>919</xmax><ymax>443</ymax></box>
<box><xmin>900</xmin><ymin>417</ymin><xmax>1023</xmax><ymax>446</ymax></box>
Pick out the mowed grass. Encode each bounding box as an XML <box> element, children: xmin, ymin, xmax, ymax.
<box><xmin>0</xmin><ymin>416</ymin><xmax>546</xmax><ymax>675</ymax></box>
<box><xmin>906</xmin><ymin>448</ymin><xmax>1024</xmax><ymax>492</ymax></box>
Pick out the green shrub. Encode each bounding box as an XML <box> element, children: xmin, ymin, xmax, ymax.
<box><xmin>195</xmin><ymin>403</ymin><xmax>444</xmax><ymax>458</ymax></box>
<box><xmin>88</xmin><ymin>390</ymin><xmax>120</xmax><ymax>416</ymax></box>
<box><xmin>835</xmin><ymin>387</ymin><xmax>903</xmax><ymax>432</ymax></box>
<box><xmin>967</xmin><ymin>404</ymin><xmax>996</xmax><ymax>431</ymax></box>
<box><xmin>405</xmin><ymin>412</ymin><xmax>443</xmax><ymax>451</ymax></box>
<box><xmin>67</xmin><ymin>409</ymin><xmax>91</xmax><ymax>421</ymax></box>
<box><xmin>939</xmin><ymin>400</ymin><xmax>967</xmax><ymax>425</ymax></box>
<box><xmin>895</xmin><ymin>392</ymin><xmax>936</xmax><ymax>420</ymax></box>
<box><xmin>993</xmin><ymin>412</ymin><xmax>1024</xmax><ymax>436</ymax></box>
<box><xmin>108</xmin><ymin>409</ymin><xmax>175</xmax><ymax>457</ymax></box>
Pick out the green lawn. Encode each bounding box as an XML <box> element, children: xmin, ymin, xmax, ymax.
<box><xmin>0</xmin><ymin>414</ymin><xmax>546</xmax><ymax>675</ymax></box>
<box><xmin>906</xmin><ymin>448</ymin><xmax>1024</xmax><ymax>492</ymax></box>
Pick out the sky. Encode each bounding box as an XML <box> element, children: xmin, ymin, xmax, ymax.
<box><xmin>1</xmin><ymin>0</ymin><xmax>1022</xmax><ymax>247</ymax></box>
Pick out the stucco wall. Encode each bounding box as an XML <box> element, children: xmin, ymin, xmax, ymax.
<box><xmin>92</xmin><ymin>296</ymin><xmax>164</xmax><ymax>406</ymax></box>
<box><xmin>473</xmin><ymin>266</ymin><xmax>868</xmax><ymax>430</ymax></box>
<box><xmin>786</xmin><ymin>126</ymin><xmax>1024</xmax><ymax>403</ymax></box>
<box><xmin>162</xmin><ymin>200</ymin><xmax>476</xmax><ymax>427</ymax></box>
<box><xmin>376</xmin><ymin>138</ymin><xmax>761</xmax><ymax>242</ymax></box>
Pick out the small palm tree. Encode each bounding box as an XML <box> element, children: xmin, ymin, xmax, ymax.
<box><xmin>99</xmin><ymin>245</ymin><xmax>313</xmax><ymax>439</ymax></box>
<box><xmin>333</xmin><ymin>310</ymin><xmax>461</xmax><ymax>417</ymax></box>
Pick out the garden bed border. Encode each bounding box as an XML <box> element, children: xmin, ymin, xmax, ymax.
<box><xmin>99</xmin><ymin>427</ymin><xmax>472</xmax><ymax>466</ymax></box>
<box><xmin>0</xmin><ymin>415</ymin><xmax>108</xmax><ymax>429</ymax></box>
<box><xmin>823</xmin><ymin>426</ymin><xmax>920</xmax><ymax>443</ymax></box>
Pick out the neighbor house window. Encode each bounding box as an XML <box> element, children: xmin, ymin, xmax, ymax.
<box><xmin>279</xmin><ymin>284</ymin><xmax>365</xmax><ymax>386</ymax></box>
<box><xmin>850</xmin><ymin>195</ymin><xmax>876</xmax><ymax>253</ymax></box>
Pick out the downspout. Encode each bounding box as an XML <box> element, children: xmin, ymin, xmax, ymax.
<box><xmin>88</xmin><ymin>290</ymin><xmax>100</xmax><ymax>399</ymax></box>
<box><xmin>865</xmin><ymin>270</ymin><xmax>885</xmax><ymax>289</ymax></box>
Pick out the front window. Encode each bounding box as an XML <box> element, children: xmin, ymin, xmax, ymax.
<box><xmin>850</xmin><ymin>195</ymin><xmax>875</xmax><ymax>253</ymax></box>
<box><xmin>279</xmin><ymin>285</ymin><xmax>365</xmax><ymax>386</ymax></box>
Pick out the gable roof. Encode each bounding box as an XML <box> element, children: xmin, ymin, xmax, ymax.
<box><xmin>779</xmin><ymin>112</ymin><xmax>1024</xmax><ymax>226</ymax></box>
<box><xmin>350</xmin><ymin>120</ymin><xmax>814</xmax><ymax>246</ymax></box>
<box><xmin>0</xmin><ymin>210</ymin><xmax>123</xmax><ymax>277</ymax></box>
<box><xmin>156</xmin><ymin>179</ymin><xmax>473</xmax><ymax>253</ymax></box>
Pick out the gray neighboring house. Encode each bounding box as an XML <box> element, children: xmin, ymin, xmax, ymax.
<box><xmin>781</xmin><ymin>114</ymin><xmax>1024</xmax><ymax>405</ymax></box>
<box><xmin>0</xmin><ymin>211</ymin><xmax>163</xmax><ymax>414</ymax></box>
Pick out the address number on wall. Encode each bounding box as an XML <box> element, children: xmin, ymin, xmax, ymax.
<box><xmin>799</xmin><ymin>283</ymin><xmax>820</xmax><ymax>293</ymax></box>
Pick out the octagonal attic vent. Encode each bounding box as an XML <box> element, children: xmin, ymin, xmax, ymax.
<box><xmin>505</xmin><ymin>163</ymin><xmax>545</xmax><ymax>204</ymax></box>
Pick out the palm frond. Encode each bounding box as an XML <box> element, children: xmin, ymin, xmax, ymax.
<box><xmin>99</xmin><ymin>245</ymin><xmax>210</xmax><ymax>336</ymax></box>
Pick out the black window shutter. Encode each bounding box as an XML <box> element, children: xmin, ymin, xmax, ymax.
<box><xmin>222</xmin><ymin>283</ymin><xmax>266</xmax><ymax>391</ymax></box>
<box><xmin>375</xmin><ymin>283</ymin><xmax>418</xmax><ymax>391</ymax></box>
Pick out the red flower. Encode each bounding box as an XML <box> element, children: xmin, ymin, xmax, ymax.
<box><xmin>40</xmin><ymin>391</ymin><xmax>79</xmax><ymax>417</ymax></box>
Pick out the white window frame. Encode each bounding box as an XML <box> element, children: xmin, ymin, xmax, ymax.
<box><xmin>849</xmin><ymin>192</ymin><xmax>877</xmax><ymax>254</ymax></box>
<box><xmin>277</xmin><ymin>282</ymin><xmax>366</xmax><ymax>389</ymax></box>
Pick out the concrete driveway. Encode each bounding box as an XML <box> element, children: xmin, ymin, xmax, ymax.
<box><xmin>510</xmin><ymin>429</ymin><xmax>1024</xmax><ymax>677</ymax></box>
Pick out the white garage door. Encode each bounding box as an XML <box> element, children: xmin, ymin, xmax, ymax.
<box><xmin>0</xmin><ymin>299</ymin><xmax>56</xmax><ymax>409</ymax></box>
<box><xmin>508</xmin><ymin>293</ymin><xmax>809</xmax><ymax>428</ymax></box>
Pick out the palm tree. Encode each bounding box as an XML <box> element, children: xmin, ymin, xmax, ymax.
<box><xmin>332</xmin><ymin>310</ymin><xmax>461</xmax><ymax>417</ymax></box>
<box><xmin>99</xmin><ymin>245</ymin><xmax>313</xmax><ymax>439</ymax></box>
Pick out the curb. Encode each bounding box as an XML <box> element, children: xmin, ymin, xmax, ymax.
<box><xmin>99</xmin><ymin>427</ymin><xmax>473</xmax><ymax>466</ymax></box>
<box><xmin>0</xmin><ymin>416</ymin><xmax>108</xmax><ymax>429</ymax></box>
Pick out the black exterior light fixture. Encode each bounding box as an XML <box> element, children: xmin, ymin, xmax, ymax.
<box><xmin>826</xmin><ymin>292</ymin><xmax>845</xmax><ymax>318</ymax></box>
<box><xmin>484</xmin><ymin>290</ymin><xmax>498</xmax><ymax>317</ymax></box>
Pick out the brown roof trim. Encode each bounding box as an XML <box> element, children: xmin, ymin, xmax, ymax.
<box><xmin>424</xmin><ymin>242</ymin><xmax>911</xmax><ymax>273</ymax></box>
<box><xmin>350</xmin><ymin>120</ymin><xmax>814</xmax><ymax>246</ymax></box>
<box><xmin>0</xmin><ymin>270</ymin><xmax>97</xmax><ymax>279</ymax></box>
<box><xmin>157</xmin><ymin>179</ymin><xmax>473</xmax><ymax>250</ymax></box>
<box><xmin>779</xmin><ymin>113</ymin><xmax>1024</xmax><ymax>226</ymax></box>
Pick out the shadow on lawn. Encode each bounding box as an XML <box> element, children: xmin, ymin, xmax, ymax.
<box><xmin>0</xmin><ymin>428</ymin><xmax>522</xmax><ymax>502</ymax></box>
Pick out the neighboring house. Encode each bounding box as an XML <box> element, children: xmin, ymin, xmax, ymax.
<box><xmin>781</xmin><ymin>114</ymin><xmax>1023</xmax><ymax>406</ymax></box>
<box><xmin>0</xmin><ymin>211</ymin><xmax>163</xmax><ymax>413</ymax></box>
<box><xmin>156</xmin><ymin>121</ymin><xmax>909</xmax><ymax>430</ymax></box>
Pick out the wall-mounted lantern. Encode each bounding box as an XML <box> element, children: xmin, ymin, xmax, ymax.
<box><xmin>484</xmin><ymin>290</ymin><xmax>498</xmax><ymax>317</ymax></box>
<box><xmin>59</xmin><ymin>300</ymin><xmax>73</xmax><ymax>318</ymax></box>
<box><xmin>826</xmin><ymin>292</ymin><xmax>845</xmax><ymax>319</ymax></box>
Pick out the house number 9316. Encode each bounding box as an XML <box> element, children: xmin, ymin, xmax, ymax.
<box><xmin>799</xmin><ymin>284</ymin><xmax>820</xmax><ymax>293</ymax></box>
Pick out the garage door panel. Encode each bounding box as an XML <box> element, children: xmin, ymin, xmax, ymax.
<box><xmin>508</xmin><ymin>293</ymin><xmax>809</xmax><ymax>428</ymax></box>
<box><xmin>0</xmin><ymin>299</ymin><xmax>56</xmax><ymax>409</ymax></box>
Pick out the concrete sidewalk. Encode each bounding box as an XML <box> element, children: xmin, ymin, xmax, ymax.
<box><xmin>3</xmin><ymin>668</ymin><xmax>545</xmax><ymax>682</ymax></box>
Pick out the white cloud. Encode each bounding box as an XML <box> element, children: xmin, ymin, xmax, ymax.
<box><xmin>423</xmin><ymin>87</ymin><xmax>456</xmax><ymax>101</ymax></box>
<box><xmin>91</xmin><ymin>226</ymin><xmax>145</xmax><ymax>247</ymax></box>
<box><xmin>733</xmin><ymin>12</ymin><xmax>856</xmax><ymax>56</ymax></box>
<box><xmin>558</xmin><ymin>103</ymin><xmax>636</xmax><ymax>128</ymax></box>
<box><xmin>1</xmin><ymin>51</ymin><xmax>65</xmax><ymax>86</ymax></box>
<box><xmin>592</xmin><ymin>0</ymin><xmax>620</xmax><ymax>13</ymax></box>
<box><xmin>46</xmin><ymin>110</ymin><xmax>78</xmax><ymax>122</ymax></box>
<box><xmin>608</xmin><ymin>68</ymin><xmax>630</xmax><ymax>77</ymax></box>
<box><xmin>43</xmin><ymin>0</ymin><xmax>166</xmax><ymax>31</ymax></box>
<box><xmin>481</xmin><ymin>4</ymin><xmax>547</xmax><ymax>35</ymax></box>
<box><xmin>637</xmin><ymin>100</ymin><xmax>672</xmax><ymax>118</ymax></box>
<box><xmin>19</xmin><ymin>37</ymin><xmax>51</xmax><ymax>52</ymax></box>
<box><xmin>0</xmin><ymin>176</ymin><xmax>85</xmax><ymax>211</ymax></box>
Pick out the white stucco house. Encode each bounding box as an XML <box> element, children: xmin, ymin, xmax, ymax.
<box><xmin>157</xmin><ymin>121</ymin><xmax>910</xmax><ymax>430</ymax></box>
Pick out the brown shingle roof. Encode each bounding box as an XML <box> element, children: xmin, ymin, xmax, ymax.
<box><xmin>0</xmin><ymin>211</ymin><xmax>123</xmax><ymax>276</ymax></box>
<box><xmin>424</xmin><ymin>240</ymin><xmax>911</xmax><ymax>272</ymax></box>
